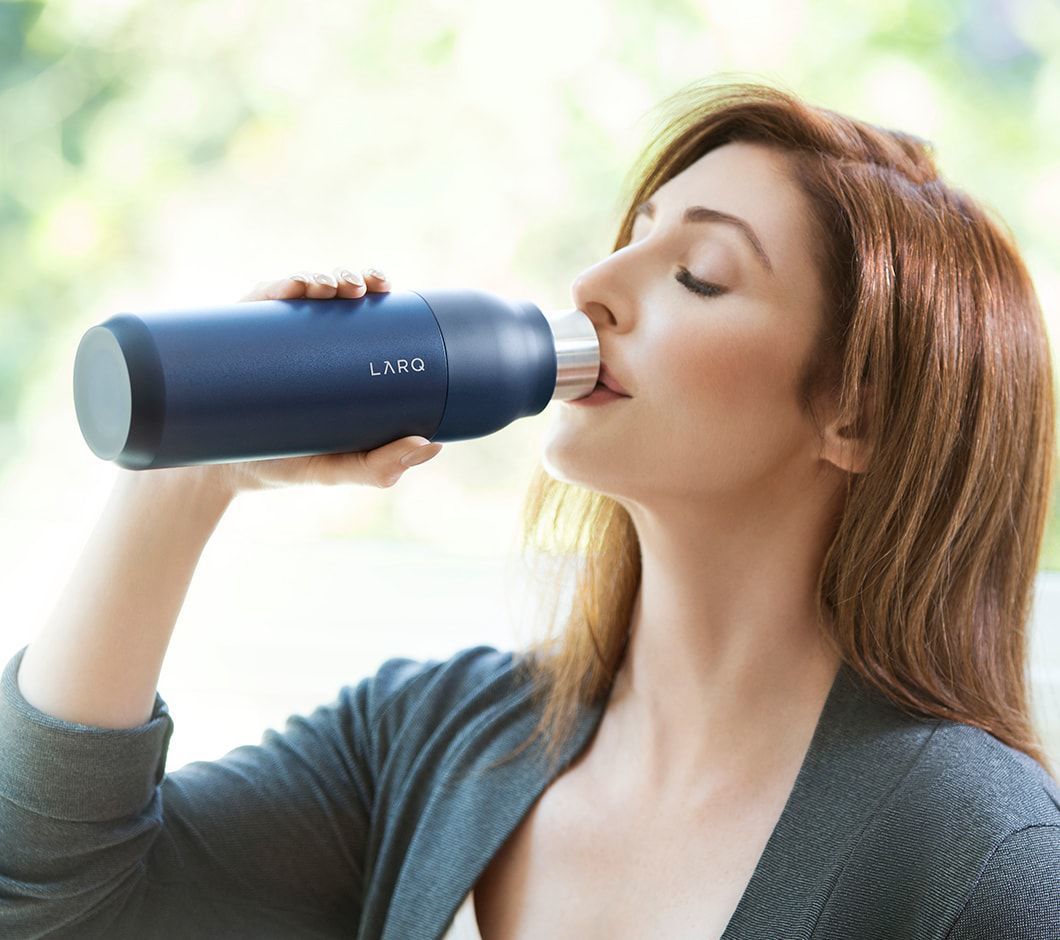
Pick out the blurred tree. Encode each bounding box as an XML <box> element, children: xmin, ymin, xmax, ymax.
<box><xmin>0</xmin><ymin>0</ymin><xmax>1056</xmax><ymax>566</ymax></box>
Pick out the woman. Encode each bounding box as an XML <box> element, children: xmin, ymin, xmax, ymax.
<box><xmin>1</xmin><ymin>80</ymin><xmax>1056</xmax><ymax>939</ymax></box>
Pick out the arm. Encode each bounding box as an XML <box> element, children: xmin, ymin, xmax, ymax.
<box><xmin>1</xmin><ymin>270</ymin><xmax>444</xmax><ymax>937</ymax></box>
<box><xmin>0</xmin><ymin>637</ymin><xmax>437</xmax><ymax>939</ymax></box>
<box><xmin>945</xmin><ymin>824</ymin><xmax>1060</xmax><ymax>940</ymax></box>
<box><xmin>0</xmin><ymin>464</ymin><xmax>429</xmax><ymax>937</ymax></box>
<box><xmin>16</xmin><ymin>467</ymin><xmax>233</xmax><ymax>729</ymax></box>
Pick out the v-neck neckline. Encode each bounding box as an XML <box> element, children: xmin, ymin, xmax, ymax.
<box><xmin>384</xmin><ymin>658</ymin><xmax>936</xmax><ymax>939</ymax></box>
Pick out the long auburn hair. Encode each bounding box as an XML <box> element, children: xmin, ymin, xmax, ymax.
<box><xmin>490</xmin><ymin>77</ymin><xmax>1057</xmax><ymax>782</ymax></box>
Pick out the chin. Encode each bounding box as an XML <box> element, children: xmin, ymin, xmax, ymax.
<box><xmin>538</xmin><ymin>431</ymin><xmax>615</xmax><ymax>491</ymax></box>
<box><xmin>539</xmin><ymin>446</ymin><xmax>577</xmax><ymax>485</ymax></box>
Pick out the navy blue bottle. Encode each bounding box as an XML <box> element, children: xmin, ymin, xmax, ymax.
<box><xmin>72</xmin><ymin>288</ymin><xmax>600</xmax><ymax>470</ymax></box>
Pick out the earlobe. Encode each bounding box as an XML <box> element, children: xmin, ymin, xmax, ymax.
<box><xmin>817</xmin><ymin>382</ymin><xmax>874</xmax><ymax>475</ymax></box>
<box><xmin>822</xmin><ymin>421</ymin><xmax>872</xmax><ymax>474</ymax></box>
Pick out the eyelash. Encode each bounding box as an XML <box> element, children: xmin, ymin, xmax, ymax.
<box><xmin>625</xmin><ymin>227</ymin><xmax>727</xmax><ymax>298</ymax></box>
<box><xmin>676</xmin><ymin>267</ymin><xmax>726</xmax><ymax>298</ymax></box>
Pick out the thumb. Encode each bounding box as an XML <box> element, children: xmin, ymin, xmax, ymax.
<box><xmin>371</xmin><ymin>436</ymin><xmax>443</xmax><ymax>488</ymax></box>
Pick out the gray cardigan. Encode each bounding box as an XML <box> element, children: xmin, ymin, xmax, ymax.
<box><xmin>0</xmin><ymin>642</ymin><xmax>1057</xmax><ymax>939</ymax></box>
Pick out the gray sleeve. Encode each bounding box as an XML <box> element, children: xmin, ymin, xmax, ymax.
<box><xmin>945</xmin><ymin>824</ymin><xmax>1060</xmax><ymax>940</ymax></box>
<box><xmin>0</xmin><ymin>644</ymin><xmax>437</xmax><ymax>939</ymax></box>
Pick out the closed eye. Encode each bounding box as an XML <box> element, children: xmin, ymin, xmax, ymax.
<box><xmin>676</xmin><ymin>267</ymin><xmax>727</xmax><ymax>298</ymax></box>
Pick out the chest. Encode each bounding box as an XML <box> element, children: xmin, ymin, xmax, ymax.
<box><xmin>470</xmin><ymin>768</ymin><xmax>794</xmax><ymax>940</ymax></box>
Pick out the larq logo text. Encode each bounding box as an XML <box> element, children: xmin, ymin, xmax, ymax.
<box><xmin>369</xmin><ymin>358</ymin><xmax>426</xmax><ymax>376</ymax></box>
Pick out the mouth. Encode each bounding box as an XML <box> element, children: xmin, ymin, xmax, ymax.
<box><xmin>567</xmin><ymin>381</ymin><xmax>632</xmax><ymax>407</ymax></box>
<box><xmin>597</xmin><ymin>362</ymin><xmax>632</xmax><ymax>397</ymax></box>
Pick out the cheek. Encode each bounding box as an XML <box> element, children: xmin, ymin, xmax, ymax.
<box><xmin>644</xmin><ymin>322</ymin><xmax>788</xmax><ymax>406</ymax></box>
<box><xmin>648</xmin><ymin>317</ymin><xmax>807</xmax><ymax>442</ymax></box>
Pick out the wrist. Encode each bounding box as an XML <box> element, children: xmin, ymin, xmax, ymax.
<box><xmin>113</xmin><ymin>465</ymin><xmax>236</xmax><ymax>519</ymax></box>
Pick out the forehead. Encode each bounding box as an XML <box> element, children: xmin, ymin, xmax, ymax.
<box><xmin>648</xmin><ymin>141</ymin><xmax>812</xmax><ymax>270</ymax></box>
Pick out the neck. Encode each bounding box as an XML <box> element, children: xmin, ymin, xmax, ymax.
<box><xmin>596</xmin><ymin>478</ymin><xmax>845</xmax><ymax>800</ymax></box>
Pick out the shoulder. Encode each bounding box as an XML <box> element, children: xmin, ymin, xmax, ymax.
<box><xmin>355</xmin><ymin>643</ymin><xmax>521</xmax><ymax>718</ymax></box>
<box><xmin>841</xmin><ymin>669</ymin><xmax>1058</xmax><ymax>832</ymax></box>
<box><xmin>342</xmin><ymin>644</ymin><xmax>528</xmax><ymax>766</ymax></box>
<box><xmin>944</xmin><ymin>823</ymin><xmax>1059</xmax><ymax>938</ymax></box>
<box><xmin>823</xmin><ymin>704</ymin><xmax>1058</xmax><ymax>936</ymax></box>
<box><xmin>887</xmin><ymin>720</ymin><xmax>1060</xmax><ymax>936</ymax></box>
<box><xmin>913</xmin><ymin>719</ymin><xmax>1060</xmax><ymax>831</ymax></box>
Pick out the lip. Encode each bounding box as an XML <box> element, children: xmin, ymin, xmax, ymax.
<box><xmin>597</xmin><ymin>362</ymin><xmax>632</xmax><ymax>397</ymax></box>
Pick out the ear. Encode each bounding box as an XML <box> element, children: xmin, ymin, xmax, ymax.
<box><xmin>818</xmin><ymin>384</ymin><xmax>873</xmax><ymax>475</ymax></box>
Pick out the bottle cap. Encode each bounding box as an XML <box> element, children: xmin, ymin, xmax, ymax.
<box><xmin>73</xmin><ymin>325</ymin><xmax>133</xmax><ymax>460</ymax></box>
<box><xmin>546</xmin><ymin>309</ymin><xmax>599</xmax><ymax>401</ymax></box>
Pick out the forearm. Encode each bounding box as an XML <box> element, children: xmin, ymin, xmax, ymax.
<box><xmin>16</xmin><ymin>468</ymin><xmax>234</xmax><ymax>729</ymax></box>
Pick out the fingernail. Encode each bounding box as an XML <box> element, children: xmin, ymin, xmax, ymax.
<box><xmin>400</xmin><ymin>444</ymin><xmax>437</xmax><ymax>467</ymax></box>
<box><xmin>365</xmin><ymin>266</ymin><xmax>387</xmax><ymax>282</ymax></box>
<box><xmin>289</xmin><ymin>273</ymin><xmax>309</xmax><ymax>283</ymax></box>
<box><xmin>315</xmin><ymin>273</ymin><xmax>338</xmax><ymax>287</ymax></box>
<box><xmin>339</xmin><ymin>269</ymin><xmax>365</xmax><ymax>287</ymax></box>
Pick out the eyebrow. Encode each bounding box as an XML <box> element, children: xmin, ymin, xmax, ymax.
<box><xmin>632</xmin><ymin>199</ymin><xmax>774</xmax><ymax>274</ymax></box>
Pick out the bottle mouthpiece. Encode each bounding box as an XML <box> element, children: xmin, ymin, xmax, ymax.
<box><xmin>545</xmin><ymin>308</ymin><xmax>600</xmax><ymax>401</ymax></box>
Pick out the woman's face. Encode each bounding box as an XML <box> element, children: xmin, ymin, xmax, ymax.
<box><xmin>542</xmin><ymin>140</ymin><xmax>833</xmax><ymax>506</ymax></box>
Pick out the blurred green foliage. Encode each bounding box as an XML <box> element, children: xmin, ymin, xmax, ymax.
<box><xmin>1</xmin><ymin>0</ymin><xmax>1058</xmax><ymax>568</ymax></box>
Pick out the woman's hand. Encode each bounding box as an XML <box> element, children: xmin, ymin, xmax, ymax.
<box><xmin>193</xmin><ymin>265</ymin><xmax>443</xmax><ymax>500</ymax></box>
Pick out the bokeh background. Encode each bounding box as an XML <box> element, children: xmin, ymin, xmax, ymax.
<box><xmin>1</xmin><ymin>0</ymin><xmax>1058</xmax><ymax>774</ymax></box>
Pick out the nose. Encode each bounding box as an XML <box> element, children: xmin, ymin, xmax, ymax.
<box><xmin>569</xmin><ymin>239</ymin><xmax>649</xmax><ymax>333</ymax></box>
<box><xmin>567</xmin><ymin>251</ymin><xmax>642</xmax><ymax>397</ymax></box>
<box><xmin>569</xmin><ymin>262</ymin><xmax>620</xmax><ymax>332</ymax></box>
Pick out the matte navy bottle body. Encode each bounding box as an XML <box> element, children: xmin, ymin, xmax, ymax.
<box><xmin>73</xmin><ymin>288</ymin><xmax>600</xmax><ymax>470</ymax></box>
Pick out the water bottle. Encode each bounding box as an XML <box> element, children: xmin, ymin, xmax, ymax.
<box><xmin>72</xmin><ymin>288</ymin><xmax>600</xmax><ymax>471</ymax></box>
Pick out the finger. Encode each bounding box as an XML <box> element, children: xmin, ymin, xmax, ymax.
<box><xmin>254</xmin><ymin>275</ymin><xmax>313</xmax><ymax>301</ymax></box>
<box><xmin>365</xmin><ymin>435</ymin><xmax>430</xmax><ymax>487</ymax></box>
<box><xmin>363</xmin><ymin>266</ymin><xmax>390</xmax><ymax>291</ymax></box>
<box><xmin>237</xmin><ymin>279</ymin><xmax>272</xmax><ymax>302</ymax></box>
<box><xmin>304</xmin><ymin>436</ymin><xmax>422</xmax><ymax>488</ymax></box>
<box><xmin>377</xmin><ymin>437</ymin><xmax>443</xmax><ymax>487</ymax></box>
<box><xmin>304</xmin><ymin>271</ymin><xmax>339</xmax><ymax>298</ymax></box>
<box><xmin>333</xmin><ymin>266</ymin><xmax>368</xmax><ymax>299</ymax></box>
<box><xmin>282</xmin><ymin>272</ymin><xmax>318</xmax><ymax>298</ymax></box>
<box><xmin>239</xmin><ymin>276</ymin><xmax>306</xmax><ymax>302</ymax></box>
